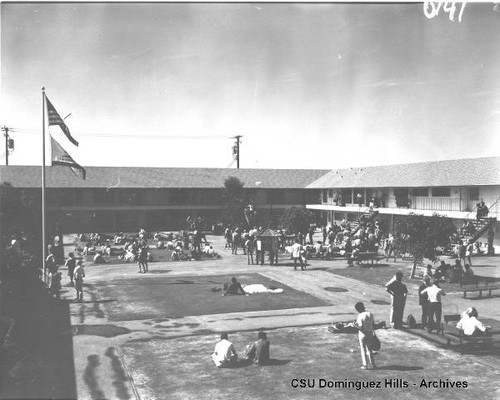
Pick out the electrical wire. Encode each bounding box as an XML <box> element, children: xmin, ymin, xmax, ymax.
<box><xmin>9</xmin><ymin>127</ymin><xmax>232</xmax><ymax>140</ymax></box>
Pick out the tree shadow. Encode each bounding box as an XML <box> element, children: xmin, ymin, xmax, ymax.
<box><xmin>376</xmin><ymin>365</ymin><xmax>423</xmax><ymax>371</ymax></box>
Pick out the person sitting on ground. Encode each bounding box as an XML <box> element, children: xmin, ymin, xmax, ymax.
<box><xmin>435</xmin><ymin>261</ymin><xmax>449</xmax><ymax>282</ymax></box>
<box><xmin>457</xmin><ymin>307</ymin><xmax>491</xmax><ymax>337</ymax></box>
<box><xmin>170</xmin><ymin>247</ymin><xmax>182</xmax><ymax>261</ymax></box>
<box><xmin>203</xmin><ymin>245</ymin><xmax>218</xmax><ymax>258</ymax></box>
<box><xmin>245</xmin><ymin>331</ymin><xmax>271</xmax><ymax>365</ymax></box>
<box><xmin>212</xmin><ymin>332</ymin><xmax>239</xmax><ymax>368</ymax></box>
<box><xmin>223</xmin><ymin>277</ymin><xmax>248</xmax><ymax>296</ymax></box>
<box><xmin>93</xmin><ymin>251</ymin><xmax>108</xmax><ymax>264</ymax></box>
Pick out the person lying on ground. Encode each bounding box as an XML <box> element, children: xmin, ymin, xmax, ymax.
<box><xmin>223</xmin><ymin>277</ymin><xmax>249</xmax><ymax>296</ymax></box>
<box><xmin>212</xmin><ymin>332</ymin><xmax>239</xmax><ymax>368</ymax></box>
<box><xmin>245</xmin><ymin>331</ymin><xmax>270</xmax><ymax>365</ymax></box>
<box><xmin>456</xmin><ymin>307</ymin><xmax>491</xmax><ymax>337</ymax></box>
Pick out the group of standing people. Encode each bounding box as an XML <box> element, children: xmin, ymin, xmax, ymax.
<box><xmin>48</xmin><ymin>251</ymin><xmax>85</xmax><ymax>301</ymax></box>
<box><xmin>385</xmin><ymin>270</ymin><xmax>447</xmax><ymax>334</ymax></box>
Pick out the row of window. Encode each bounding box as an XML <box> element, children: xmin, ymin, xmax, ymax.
<box><xmin>41</xmin><ymin>188</ymin><xmax>319</xmax><ymax>206</ymax></box>
<box><xmin>323</xmin><ymin>187</ymin><xmax>480</xmax><ymax>201</ymax></box>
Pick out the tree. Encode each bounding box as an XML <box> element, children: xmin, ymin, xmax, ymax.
<box><xmin>395</xmin><ymin>213</ymin><xmax>456</xmax><ymax>279</ymax></box>
<box><xmin>221</xmin><ymin>176</ymin><xmax>245</xmax><ymax>227</ymax></box>
<box><xmin>279</xmin><ymin>206</ymin><xmax>314</xmax><ymax>235</ymax></box>
<box><xmin>0</xmin><ymin>183</ymin><xmax>39</xmax><ymax>242</ymax></box>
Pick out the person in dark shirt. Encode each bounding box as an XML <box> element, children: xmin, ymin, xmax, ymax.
<box><xmin>245</xmin><ymin>331</ymin><xmax>270</xmax><ymax>365</ymax></box>
<box><xmin>223</xmin><ymin>277</ymin><xmax>248</xmax><ymax>296</ymax></box>
<box><xmin>385</xmin><ymin>272</ymin><xmax>408</xmax><ymax>329</ymax></box>
<box><xmin>65</xmin><ymin>252</ymin><xmax>76</xmax><ymax>286</ymax></box>
<box><xmin>435</xmin><ymin>261</ymin><xmax>450</xmax><ymax>282</ymax></box>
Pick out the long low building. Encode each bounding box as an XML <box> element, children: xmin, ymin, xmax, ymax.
<box><xmin>305</xmin><ymin>156</ymin><xmax>500</xmax><ymax>246</ymax></box>
<box><xmin>0</xmin><ymin>166</ymin><xmax>328</xmax><ymax>233</ymax></box>
<box><xmin>1</xmin><ymin>156</ymin><xmax>499</xmax><ymax>246</ymax></box>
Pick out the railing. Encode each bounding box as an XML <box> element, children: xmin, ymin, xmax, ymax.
<box><xmin>411</xmin><ymin>197</ymin><xmax>464</xmax><ymax>211</ymax></box>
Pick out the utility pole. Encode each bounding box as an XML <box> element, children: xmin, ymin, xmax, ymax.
<box><xmin>2</xmin><ymin>126</ymin><xmax>12</xmax><ymax>166</ymax></box>
<box><xmin>232</xmin><ymin>135</ymin><xmax>242</xmax><ymax>169</ymax></box>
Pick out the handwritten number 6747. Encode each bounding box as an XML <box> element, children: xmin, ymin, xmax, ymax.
<box><xmin>424</xmin><ymin>1</ymin><xmax>467</xmax><ymax>23</ymax></box>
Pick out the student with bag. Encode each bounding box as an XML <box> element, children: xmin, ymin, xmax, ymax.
<box><xmin>354</xmin><ymin>302</ymin><xmax>378</xmax><ymax>370</ymax></box>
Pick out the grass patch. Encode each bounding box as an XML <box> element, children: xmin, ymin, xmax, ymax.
<box><xmin>96</xmin><ymin>274</ymin><xmax>327</xmax><ymax>321</ymax></box>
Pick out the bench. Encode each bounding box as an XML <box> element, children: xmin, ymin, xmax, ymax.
<box><xmin>441</xmin><ymin>314</ymin><xmax>495</xmax><ymax>347</ymax></box>
<box><xmin>356</xmin><ymin>252</ymin><xmax>384</xmax><ymax>265</ymax></box>
<box><xmin>460</xmin><ymin>282</ymin><xmax>500</xmax><ymax>299</ymax></box>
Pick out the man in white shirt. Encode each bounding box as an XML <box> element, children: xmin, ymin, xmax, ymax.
<box><xmin>420</xmin><ymin>280</ymin><xmax>446</xmax><ymax>333</ymax></box>
<box><xmin>457</xmin><ymin>307</ymin><xmax>490</xmax><ymax>337</ymax></box>
<box><xmin>291</xmin><ymin>239</ymin><xmax>304</xmax><ymax>270</ymax></box>
<box><xmin>212</xmin><ymin>332</ymin><xmax>238</xmax><ymax>368</ymax></box>
<box><xmin>355</xmin><ymin>302</ymin><xmax>377</xmax><ymax>370</ymax></box>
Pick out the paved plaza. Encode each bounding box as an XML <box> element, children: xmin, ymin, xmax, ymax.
<box><xmin>3</xmin><ymin>235</ymin><xmax>500</xmax><ymax>399</ymax></box>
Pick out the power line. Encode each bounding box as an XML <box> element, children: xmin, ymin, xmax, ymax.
<box><xmin>9</xmin><ymin>127</ymin><xmax>232</xmax><ymax>140</ymax></box>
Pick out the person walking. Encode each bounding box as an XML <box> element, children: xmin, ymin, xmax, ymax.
<box><xmin>291</xmin><ymin>239</ymin><xmax>304</xmax><ymax>270</ymax></box>
<box><xmin>354</xmin><ymin>302</ymin><xmax>377</xmax><ymax>370</ymax></box>
<box><xmin>420</xmin><ymin>280</ymin><xmax>446</xmax><ymax>333</ymax></box>
<box><xmin>65</xmin><ymin>252</ymin><xmax>76</xmax><ymax>286</ymax></box>
<box><xmin>73</xmin><ymin>260</ymin><xmax>85</xmax><ymax>302</ymax></box>
<box><xmin>246</xmin><ymin>237</ymin><xmax>254</xmax><ymax>265</ymax></box>
<box><xmin>418</xmin><ymin>276</ymin><xmax>431</xmax><ymax>329</ymax></box>
<box><xmin>385</xmin><ymin>271</ymin><xmax>408</xmax><ymax>329</ymax></box>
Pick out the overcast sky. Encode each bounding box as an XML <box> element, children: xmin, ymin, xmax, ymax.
<box><xmin>1</xmin><ymin>2</ymin><xmax>500</xmax><ymax>169</ymax></box>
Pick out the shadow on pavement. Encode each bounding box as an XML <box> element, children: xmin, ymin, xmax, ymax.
<box><xmin>1</xmin><ymin>272</ymin><xmax>77</xmax><ymax>399</ymax></box>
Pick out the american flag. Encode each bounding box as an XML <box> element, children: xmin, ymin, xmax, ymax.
<box><xmin>46</xmin><ymin>96</ymin><xmax>79</xmax><ymax>146</ymax></box>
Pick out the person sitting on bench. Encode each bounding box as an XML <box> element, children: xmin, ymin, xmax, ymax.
<box><xmin>456</xmin><ymin>307</ymin><xmax>491</xmax><ymax>337</ymax></box>
<box><xmin>223</xmin><ymin>277</ymin><xmax>248</xmax><ymax>296</ymax></box>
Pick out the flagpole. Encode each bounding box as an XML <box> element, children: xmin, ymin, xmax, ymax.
<box><xmin>42</xmin><ymin>87</ymin><xmax>47</xmax><ymax>285</ymax></box>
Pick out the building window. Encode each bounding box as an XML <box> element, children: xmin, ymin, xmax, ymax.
<box><xmin>469</xmin><ymin>187</ymin><xmax>479</xmax><ymax>201</ymax></box>
<box><xmin>394</xmin><ymin>188</ymin><xmax>410</xmax><ymax>208</ymax></box>
<box><xmin>432</xmin><ymin>187</ymin><xmax>451</xmax><ymax>197</ymax></box>
<box><xmin>412</xmin><ymin>188</ymin><xmax>429</xmax><ymax>197</ymax></box>
<box><xmin>322</xmin><ymin>190</ymin><xmax>328</xmax><ymax>203</ymax></box>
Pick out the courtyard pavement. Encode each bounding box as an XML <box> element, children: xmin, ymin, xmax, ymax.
<box><xmin>49</xmin><ymin>235</ymin><xmax>500</xmax><ymax>399</ymax></box>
